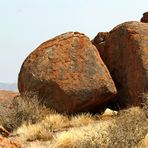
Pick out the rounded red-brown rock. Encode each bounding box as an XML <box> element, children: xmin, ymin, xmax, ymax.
<box><xmin>0</xmin><ymin>136</ymin><xmax>22</xmax><ymax>148</ymax></box>
<box><xmin>94</xmin><ymin>22</ymin><xmax>148</xmax><ymax>107</ymax></box>
<box><xmin>18</xmin><ymin>32</ymin><xmax>117</xmax><ymax>113</ymax></box>
<box><xmin>141</xmin><ymin>12</ymin><xmax>148</xmax><ymax>23</ymax></box>
<box><xmin>92</xmin><ymin>32</ymin><xmax>109</xmax><ymax>62</ymax></box>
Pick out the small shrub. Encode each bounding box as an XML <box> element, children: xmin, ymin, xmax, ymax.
<box><xmin>15</xmin><ymin>123</ymin><xmax>53</xmax><ymax>141</ymax></box>
<box><xmin>70</xmin><ymin>113</ymin><xmax>95</xmax><ymax>127</ymax></box>
<box><xmin>105</xmin><ymin>107</ymin><xmax>148</xmax><ymax>148</ymax></box>
<box><xmin>14</xmin><ymin>112</ymin><xmax>96</xmax><ymax>142</ymax></box>
<box><xmin>0</xmin><ymin>93</ymin><xmax>53</xmax><ymax>132</ymax></box>
<box><xmin>42</xmin><ymin>114</ymin><xmax>69</xmax><ymax>131</ymax></box>
<box><xmin>54</xmin><ymin>132</ymin><xmax>78</xmax><ymax>148</ymax></box>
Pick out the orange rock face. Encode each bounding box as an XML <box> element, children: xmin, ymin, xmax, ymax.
<box><xmin>0</xmin><ymin>136</ymin><xmax>22</xmax><ymax>148</ymax></box>
<box><xmin>18</xmin><ymin>32</ymin><xmax>117</xmax><ymax>113</ymax></box>
<box><xmin>94</xmin><ymin>22</ymin><xmax>148</xmax><ymax>107</ymax></box>
<box><xmin>141</xmin><ymin>12</ymin><xmax>148</xmax><ymax>23</ymax></box>
<box><xmin>0</xmin><ymin>126</ymin><xmax>10</xmax><ymax>137</ymax></box>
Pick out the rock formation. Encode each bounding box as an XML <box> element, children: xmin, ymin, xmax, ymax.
<box><xmin>0</xmin><ymin>136</ymin><xmax>22</xmax><ymax>148</ymax></box>
<box><xmin>92</xmin><ymin>32</ymin><xmax>109</xmax><ymax>63</ymax></box>
<box><xmin>93</xmin><ymin>21</ymin><xmax>148</xmax><ymax>107</ymax></box>
<box><xmin>0</xmin><ymin>126</ymin><xmax>10</xmax><ymax>137</ymax></box>
<box><xmin>141</xmin><ymin>12</ymin><xmax>148</xmax><ymax>23</ymax></box>
<box><xmin>18</xmin><ymin>32</ymin><xmax>117</xmax><ymax>114</ymax></box>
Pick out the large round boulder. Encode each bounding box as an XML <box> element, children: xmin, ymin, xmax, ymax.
<box><xmin>93</xmin><ymin>22</ymin><xmax>148</xmax><ymax>107</ymax></box>
<box><xmin>18</xmin><ymin>32</ymin><xmax>117</xmax><ymax>113</ymax></box>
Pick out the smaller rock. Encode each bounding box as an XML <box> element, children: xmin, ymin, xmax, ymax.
<box><xmin>102</xmin><ymin>108</ymin><xmax>118</xmax><ymax>116</ymax></box>
<box><xmin>92</xmin><ymin>32</ymin><xmax>109</xmax><ymax>44</ymax></box>
<box><xmin>141</xmin><ymin>12</ymin><xmax>148</xmax><ymax>23</ymax></box>
<box><xmin>0</xmin><ymin>126</ymin><xmax>10</xmax><ymax>137</ymax></box>
<box><xmin>0</xmin><ymin>136</ymin><xmax>22</xmax><ymax>148</ymax></box>
<box><xmin>92</xmin><ymin>32</ymin><xmax>109</xmax><ymax>62</ymax></box>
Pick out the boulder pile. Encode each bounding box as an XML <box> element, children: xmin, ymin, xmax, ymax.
<box><xmin>18</xmin><ymin>12</ymin><xmax>148</xmax><ymax>113</ymax></box>
<box><xmin>18</xmin><ymin>32</ymin><xmax>117</xmax><ymax>113</ymax></box>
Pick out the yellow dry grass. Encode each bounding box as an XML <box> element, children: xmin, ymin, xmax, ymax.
<box><xmin>14</xmin><ymin>123</ymin><xmax>53</xmax><ymax>141</ymax></box>
<box><xmin>14</xmin><ymin>107</ymin><xmax>148</xmax><ymax>148</ymax></box>
<box><xmin>14</xmin><ymin>112</ymin><xmax>97</xmax><ymax>142</ymax></box>
<box><xmin>70</xmin><ymin>113</ymin><xmax>95</xmax><ymax>127</ymax></box>
<box><xmin>42</xmin><ymin>114</ymin><xmax>69</xmax><ymax>131</ymax></box>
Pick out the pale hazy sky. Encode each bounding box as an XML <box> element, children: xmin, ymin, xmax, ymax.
<box><xmin>0</xmin><ymin>0</ymin><xmax>147</xmax><ymax>83</ymax></box>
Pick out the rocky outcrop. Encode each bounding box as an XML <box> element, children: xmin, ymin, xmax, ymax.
<box><xmin>141</xmin><ymin>12</ymin><xmax>148</xmax><ymax>23</ymax></box>
<box><xmin>18</xmin><ymin>32</ymin><xmax>117</xmax><ymax>114</ymax></box>
<box><xmin>93</xmin><ymin>21</ymin><xmax>148</xmax><ymax>107</ymax></box>
<box><xmin>0</xmin><ymin>136</ymin><xmax>22</xmax><ymax>148</ymax></box>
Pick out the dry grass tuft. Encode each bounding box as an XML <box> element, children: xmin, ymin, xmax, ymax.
<box><xmin>54</xmin><ymin>132</ymin><xmax>78</xmax><ymax>148</ymax></box>
<box><xmin>43</xmin><ymin>114</ymin><xmax>69</xmax><ymax>131</ymax></box>
<box><xmin>14</xmin><ymin>123</ymin><xmax>53</xmax><ymax>141</ymax></box>
<box><xmin>52</xmin><ymin>107</ymin><xmax>148</xmax><ymax>148</ymax></box>
<box><xmin>0</xmin><ymin>93</ymin><xmax>53</xmax><ymax>132</ymax></box>
<box><xmin>106</xmin><ymin>107</ymin><xmax>148</xmax><ymax>147</ymax></box>
<box><xmin>70</xmin><ymin>113</ymin><xmax>95</xmax><ymax>127</ymax></box>
<box><xmin>14</xmin><ymin>112</ymin><xmax>96</xmax><ymax>142</ymax></box>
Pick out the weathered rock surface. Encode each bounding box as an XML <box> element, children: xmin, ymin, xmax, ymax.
<box><xmin>92</xmin><ymin>32</ymin><xmax>109</xmax><ymax>44</ymax></box>
<box><xmin>0</xmin><ymin>136</ymin><xmax>22</xmax><ymax>148</ymax></box>
<box><xmin>18</xmin><ymin>32</ymin><xmax>117</xmax><ymax>113</ymax></box>
<box><xmin>0</xmin><ymin>126</ymin><xmax>10</xmax><ymax>137</ymax></box>
<box><xmin>141</xmin><ymin>12</ymin><xmax>148</xmax><ymax>23</ymax></box>
<box><xmin>92</xmin><ymin>32</ymin><xmax>109</xmax><ymax>61</ymax></box>
<box><xmin>93</xmin><ymin>21</ymin><xmax>148</xmax><ymax>107</ymax></box>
